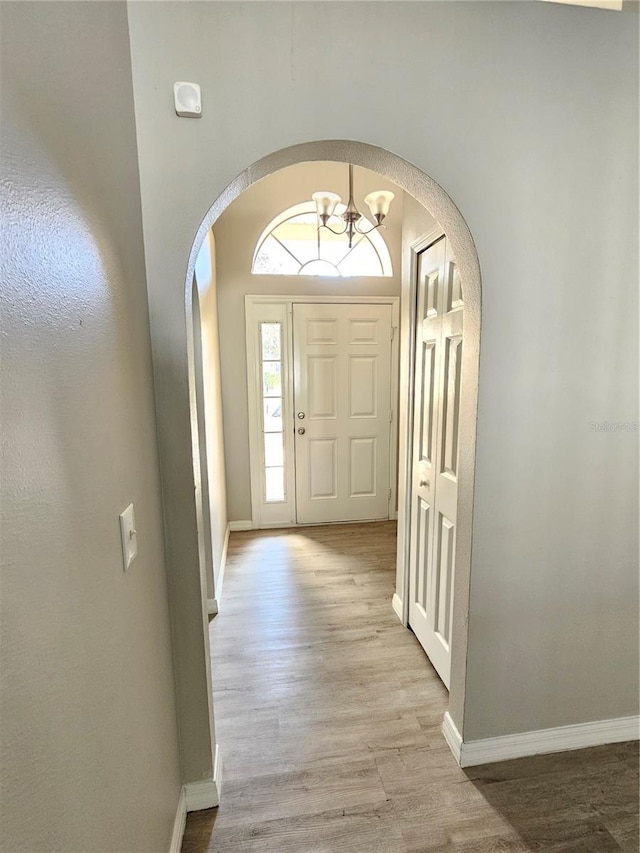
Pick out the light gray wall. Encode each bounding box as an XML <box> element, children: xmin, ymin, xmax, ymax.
<box><xmin>0</xmin><ymin>3</ymin><xmax>182</xmax><ymax>851</ymax></box>
<box><xmin>127</xmin><ymin>0</ymin><xmax>639</xmax><ymax>748</ymax></box>
<box><xmin>213</xmin><ymin>162</ymin><xmax>403</xmax><ymax>522</ymax></box>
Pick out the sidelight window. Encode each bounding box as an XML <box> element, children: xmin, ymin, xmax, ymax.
<box><xmin>260</xmin><ymin>322</ymin><xmax>285</xmax><ymax>502</ymax></box>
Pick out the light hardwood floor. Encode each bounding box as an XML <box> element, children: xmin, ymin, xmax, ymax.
<box><xmin>182</xmin><ymin>522</ymin><xmax>639</xmax><ymax>853</ymax></box>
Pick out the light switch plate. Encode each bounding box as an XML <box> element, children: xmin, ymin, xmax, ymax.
<box><xmin>119</xmin><ymin>503</ymin><xmax>138</xmax><ymax>571</ymax></box>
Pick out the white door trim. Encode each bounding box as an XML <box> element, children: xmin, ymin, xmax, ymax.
<box><xmin>395</xmin><ymin>220</ymin><xmax>480</xmax><ymax>727</ymax></box>
<box><xmin>397</xmin><ymin>227</ymin><xmax>445</xmax><ymax>628</ymax></box>
<box><xmin>246</xmin><ymin>294</ymin><xmax>400</xmax><ymax>529</ymax></box>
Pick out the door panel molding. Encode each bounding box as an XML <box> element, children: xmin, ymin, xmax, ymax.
<box><xmin>402</xmin><ymin>228</ymin><xmax>477</xmax><ymax>698</ymax></box>
<box><xmin>293</xmin><ymin>302</ymin><xmax>393</xmax><ymax>525</ymax></box>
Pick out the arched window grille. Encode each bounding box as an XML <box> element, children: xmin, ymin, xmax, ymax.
<box><xmin>252</xmin><ymin>202</ymin><xmax>392</xmax><ymax>277</ymax></box>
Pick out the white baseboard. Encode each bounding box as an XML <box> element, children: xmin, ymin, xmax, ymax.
<box><xmin>391</xmin><ymin>593</ymin><xmax>403</xmax><ymax>623</ymax></box>
<box><xmin>184</xmin><ymin>744</ymin><xmax>222</xmax><ymax>811</ymax></box>
<box><xmin>215</xmin><ymin>523</ymin><xmax>230</xmax><ymax>606</ymax></box>
<box><xmin>442</xmin><ymin>711</ymin><xmax>639</xmax><ymax>768</ymax></box>
<box><xmin>169</xmin><ymin>788</ymin><xmax>186</xmax><ymax>853</ymax></box>
<box><xmin>206</xmin><ymin>598</ymin><xmax>218</xmax><ymax>616</ymax></box>
<box><xmin>213</xmin><ymin>741</ymin><xmax>222</xmax><ymax>799</ymax></box>
<box><xmin>442</xmin><ymin>711</ymin><xmax>463</xmax><ymax>763</ymax></box>
<box><xmin>241</xmin><ymin>518</ymin><xmax>392</xmax><ymax>531</ymax></box>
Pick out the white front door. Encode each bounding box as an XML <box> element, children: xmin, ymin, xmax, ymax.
<box><xmin>293</xmin><ymin>303</ymin><xmax>393</xmax><ymax>525</ymax></box>
<box><xmin>408</xmin><ymin>237</ymin><xmax>463</xmax><ymax>689</ymax></box>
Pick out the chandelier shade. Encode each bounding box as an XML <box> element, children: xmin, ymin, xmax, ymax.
<box><xmin>364</xmin><ymin>190</ymin><xmax>394</xmax><ymax>223</ymax></box>
<box><xmin>311</xmin><ymin>191</ymin><xmax>341</xmax><ymax>224</ymax></box>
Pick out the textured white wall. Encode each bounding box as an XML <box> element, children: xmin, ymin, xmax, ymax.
<box><xmin>0</xmin><ymin>3</ymin><xmax>182</xmax><ymax>850</ymax></box>
<box><xmin>127</xmin><ymin>0</ymin><xmax>639</xmax><ymax>752</ymax></box>
<box><xmin>213</xmin><ymin>162</ymin><xmax>404</xmax><ymax>522</ymax></box>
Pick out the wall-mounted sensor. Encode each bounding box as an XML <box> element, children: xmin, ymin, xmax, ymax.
<box><xmin>174</xmin><ymin>82</ymin><xmax>202</xmax><ymax>118</ymax></box>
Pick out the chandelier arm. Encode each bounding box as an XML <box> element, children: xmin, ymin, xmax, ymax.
<box><xmin>320</xmin><ymin>222</ymin><xmax>349</xmax><ymax>236</ymax></box>
<box><xmin>354</xmin><ymin>221</ymin><xmax>382</xmax><ymax>236</ymax></box>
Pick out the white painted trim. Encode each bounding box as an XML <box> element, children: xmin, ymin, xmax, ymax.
<box><xmin>229</xmin><ymin>520</ymin><xmax>253</xmax><ymax>531</ymax></box>
<box><xmin>388</xmin><ymin>299</ymin><xmax>400</xmax><ymax>521</ymax></box>
<box><xmin>213</xmin><ymin>741</ymin><xmax>222</xmax><ymax>804</ymax></box>
<box><xmin>540</xmin><ymin>0</ymin><xmax>622</xmax><ymax>10</ymax></box>
<box><xmin>397</xmin><ymin>227</ymin><xmax>445</xmax><ymax>632</ymax></box>
<box><xmin>246</xmin><ymin>300</ymin><xmax>262</xmax><ymax>529</ymax></box>
<box><xmin>206</xmin><ymin>599</ymin><xmax>218</xmax><ymax>616</ymax></box>
<box><xmin>246</xmin><ymin>294</ymin><xmax>402</xmax><ymax>305</ymax></box>
<box><xmin>215</xmin><ymin>522</ymin><xmax>230</xmax><ymax>606</ymax></box>
<box><xmin>391</xmin><ymin>592</ymin><xmax>404</xmax><ymax>624</ymax></box>
<box><xmin>169</xmin><ymin>788</ymin><xmax>187</xmax><ymax>853</ymax></box>
<box><xmin>184</xmin><ymin>744</ymin><xmax>222</xmax><ymax>811</ymax></box>
<box><xmin>245</xmin><ymin>517</ymin><xmax>392</xmax><ymax>530</ymax></box>
<box><xmin>396</xmin><ymin>218</ymin><xmax>481</xmax><ymax>726</ymax></box>
<box><xmin>442</xmin><ymin>711</ymin><xmax>640</xmax><ymax>768</ymax></box>
<box><xmin>442</xmin><ymin>711</ymin><xmax>463</xmax><ymax>764</ymax></box>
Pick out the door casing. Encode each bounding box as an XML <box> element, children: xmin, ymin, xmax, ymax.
<box><xmin>398</xmin><ymin>227</ymin><xmax>447</xmax><ymax>626</ymax></box>
<box><xmin>246</xmin><ymin>294</ymin><xmax>400</xmax><ymax>529</ymax></box>
<box><xmin>406</xmin><ymin>232</ymin><xmax>462</xmax><ymax>690</ymax></box>
<box><xmin>394</xmin><ymin>220</ymin><xmax>481</xmax><ymax>731</ymax></box>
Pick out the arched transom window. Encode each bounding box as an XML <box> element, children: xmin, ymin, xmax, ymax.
<box><xmin>252</xmin><ymin>202</ymin><xmax>393</xmax><ymax>277</ymax></box>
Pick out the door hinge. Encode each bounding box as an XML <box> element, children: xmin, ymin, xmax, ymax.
<box><xmin>391</xmin><ymin>326</ymin><xmax>396</xmax><ymax>340</ymax></box>
<box><xmin>388</xmin><ymin>488</ymin><xmax>392</xmax><ymax>500</ymax></box>
<box><xmin>389</xmin><ymin>409</ymin><xmax>393</xmax><ymax>423</ymax></box>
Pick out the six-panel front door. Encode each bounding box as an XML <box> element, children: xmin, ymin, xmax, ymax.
<box><xmin>408</xmin><ymin>237</ymin><xmax>463</xmax><ymax>689</ymax></box>
<box><xmin>293</xmin><ymin>303</ymin><xmax>393</xmax><ymax>524</ymax></box>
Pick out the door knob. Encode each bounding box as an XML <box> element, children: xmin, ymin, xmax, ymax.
<box><xmin>297</xmin><ymin>412</ymin><xmax>305</xmax><ymax>419</ymax></box>
<box><xmin>297</xmin><ymin>427</ymin><xmax>306</xmax><ymax>435</ymax></box>
<box><xmin>420</xmin><ymin>479</ymin><xmax>430</xmax><ymax>488</ymax></box>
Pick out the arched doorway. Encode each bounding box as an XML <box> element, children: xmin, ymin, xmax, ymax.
<box><xmin>184</xmin><ymin>140</ymin><xmax>481</xmax><ymax>792</ymax></box>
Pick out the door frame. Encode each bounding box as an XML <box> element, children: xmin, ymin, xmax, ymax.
<box><xmin>395</xmin><ymin>221</ymin><xmax>480</xmax><ymax>724</ymax></box>
<box><xmin>245</xmin><ymin>294</ymin><xmax>400</xmax><ymax>529</ymax></box>
<box><xmin>398</xmin><ymin>226</ymin><xmax>445</xmax><ymax>626</ymax></box>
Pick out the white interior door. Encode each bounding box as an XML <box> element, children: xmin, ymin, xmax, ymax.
<box><xmin>293</xmin><ymin>303</ymin><xmax>393</xmax><ymax>524</ymax></box>
<box><xmin>408</xmin><ymin>237</ymin><xmax>463</xmax><ymax>689</ymax></box>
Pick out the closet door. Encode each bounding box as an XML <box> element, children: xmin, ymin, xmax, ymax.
<box><xmin>408</xmin><ymin>237</ymin><xmax>463</xmax><ymax>689</ymax></box>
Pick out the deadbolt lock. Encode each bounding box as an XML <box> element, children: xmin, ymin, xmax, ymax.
<box><xmin>297</xmin><ymin>412</ymin><xmax>305</xmax><ymax>419</ymax></box>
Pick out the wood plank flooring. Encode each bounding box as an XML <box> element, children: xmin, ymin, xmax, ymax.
<box><xmin>182</xmin><ymin>522</ymin><xmax>639</xmax><ymax>853</ymax></box>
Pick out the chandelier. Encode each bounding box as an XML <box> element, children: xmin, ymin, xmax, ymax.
<box><xmin>312</xmin><ymin>165</ymin><xmax>394</xmax><ymax>249</ymax></box>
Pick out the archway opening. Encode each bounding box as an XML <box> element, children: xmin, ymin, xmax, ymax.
<box><xmin>184</xmin><ymin>140</ymin><xmax>481</xmax><ymax>771</ymax></box>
